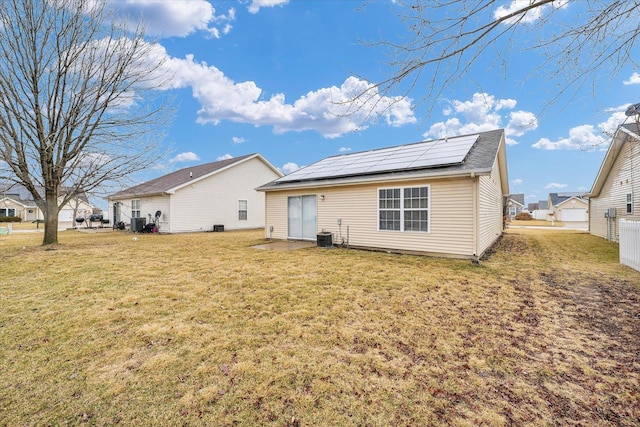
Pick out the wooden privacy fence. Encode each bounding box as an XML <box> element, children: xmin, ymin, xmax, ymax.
<box><xmin>620</xmin><ymin>219</ymin><xmax>640</xmax><ymax>272</ymax></box>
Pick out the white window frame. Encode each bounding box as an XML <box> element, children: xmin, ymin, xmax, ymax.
<box><xmin>627</xmin><ymin>193</ymin><xmax>633</xmax><ymax>214</ymax></box>
<box><xmin>238</xmin><ymin>199</ymin><xmax>248</xmax><ymax>220</ymax></box>
<box><xmin>378</xmin><ymin>185</ymin><xmax>430</xmax><ymax>233</ymax></box>
<box><xmin>131</xmin><ymin>199</ymin><xmax>141</xmax><ymax>218</ymax></box>
<box><xmin>0</xmin><ymin>208</ymin><xmax>16</xmax><ymax>217</ymax></box>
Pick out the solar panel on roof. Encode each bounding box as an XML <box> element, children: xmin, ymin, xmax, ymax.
<box><xmin>277</xmin><ymin>134</ymin><xmax>479</xmax><ymax>182</ymax></box>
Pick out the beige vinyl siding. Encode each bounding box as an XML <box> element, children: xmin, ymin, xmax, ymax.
<box><xmin>478</xmin><ymin>159</ymin><xmax>504</xmax><ymax>257</ymax></box>
<box><xmin>170</xmin><ymin>157</ymin><xmax>277</xmax><ymax>233</ymax></box>
<box><xmin>590</xmin><ymin>139</ymin><xmax>640</xmax><ymax>241</ymax></box>
<box><xmin>265</xmin><ymin>177</ymin><xmax>477</xmax><ymax>257</ymax></box>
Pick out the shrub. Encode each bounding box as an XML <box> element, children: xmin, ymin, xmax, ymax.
<box><xmin>0</xmin><ymin>215</ymin><xmax>22</xmax><ymax>223</ymax></box>
<box><xmin>515</xmin><ymin>212</ymin><xmax>533</xmax><ymax>221</ymax></box>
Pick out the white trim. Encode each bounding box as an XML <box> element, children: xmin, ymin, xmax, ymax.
<box><xmin>377</xmin><ymin>185</ymin><xmax>431</xmax><ymax>233</ymax></box>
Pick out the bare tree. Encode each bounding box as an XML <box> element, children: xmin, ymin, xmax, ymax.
<box><xmin>0</xmin><ymin>0</ymin><xmax>172</xmax><ymax>244</ymax></box>
<box><xmin>361</xmin><ymin>1</ymin><xmax>640</xmax><ymax>116</ymax></box>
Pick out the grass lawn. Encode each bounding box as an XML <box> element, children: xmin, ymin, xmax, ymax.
<box><xmin>1</xmin><ymin>228</ymin><xmax>639</xmax><ymax>426</ymax></box>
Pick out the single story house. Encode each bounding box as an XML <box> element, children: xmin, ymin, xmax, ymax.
<box><xmin>547</xmin><ymin>192</ymin><xmax>589</xmax><ymax>222</ymax></box>
<box><xmin>506</xmin><ymin>194</ymin><xmax>525</xmax><ymax>219</ymax></box>
<box><xmin>257</xmin><ymin>129</ymin><xmax>509</xmax><ymax>260</ymax></box>
<box><xmin>107</xmin><ymin>153</ymin><xmax>282</xmax><ymax>233</ymax></box>
<box><xmin>0</xmin><ymin>183</ymin><xmax>94</xmax><ymax>223</ymax></box>
<box><xmin>589</xmin><ymin>123</ymin><xmax>640</xmax><ymax>241</ymax></box>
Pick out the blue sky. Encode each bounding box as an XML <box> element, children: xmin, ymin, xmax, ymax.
<box><xmin>110</xmin><ymin>0</ymin><xmax>639</xmax><ymax>206</ymax></box>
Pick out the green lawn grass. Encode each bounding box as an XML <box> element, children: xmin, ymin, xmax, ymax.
<box><xmin>1</xmin><ymin>228</ymin><xmax>638</xmax><ymax>426</ymax></box>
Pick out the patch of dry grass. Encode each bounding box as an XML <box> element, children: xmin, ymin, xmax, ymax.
<box><xmin>1</xmin><ymin>228</ymin><xmax>638</xmax><ymax>426</ymax></box>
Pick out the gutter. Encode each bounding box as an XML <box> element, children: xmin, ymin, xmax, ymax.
<box><xmin>257</xmin><ymin>169</ymin><xmax>492</xmax><ymax>192</ymax></box>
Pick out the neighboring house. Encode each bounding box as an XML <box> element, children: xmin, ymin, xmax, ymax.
<box><xmin>548</xmin><ymin>192</ymin><xmax>589</xmax><ymax>222</ymax></box>
<box><xmin>107</xmin><ymin>153</ymin><xmax>282</xmax><ymax>233</ymax></box>
<box><xmin>506</xmin><ymin>194</ymin><xmax>525</xmax><ymax>219</ymax></box>
<box><xmin>0</xmin><ymin>183</ymin><xmax>94</xmax><ymax>223</ymax></box>
<box><xmin>528</xmin><ymin>202</ymin><xmax>539</xmax><ymax>211</ymax></box>
<box><xmin>257</xmin><ymin>129</ymin><xmax>509</xmax><ymax>260</ymax></box>
<box><xmin>589</xmin><ymin>123</ymin><xmax>640</xmax><ymax>241</ymax></box>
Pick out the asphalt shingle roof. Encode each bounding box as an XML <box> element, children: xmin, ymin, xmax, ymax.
<box><xmin>109</xmin><ymin>154</ymin><xmax>256</xmax><ymax>199</ymax></box>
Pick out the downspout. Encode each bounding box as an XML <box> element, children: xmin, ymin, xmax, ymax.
<box><xmin>471</xmin><ymin>172</ymin><xmax>479</xmax><ymax>263</ymax></box>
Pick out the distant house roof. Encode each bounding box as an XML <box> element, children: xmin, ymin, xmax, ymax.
<box><xmin>0</xmin><ymin>182</ymin><xmax>35</xmax><ymax>203</ymax></box>
<box><xmin>527</xmin><ymin>203</ymin><xmax>539</xmax><ymax>211</ymax></box>
<box><xmin>109</xmin><ymin>153</ymin><xmax>281</xmax><ymax>199</ymax></box>
<box><xmin>258</xmin><ymin>129</ymin><xmax>508</xmax><ymax>192</ymax></box>
<box><xmin>539</xmin><ymin>200</ymin><xmax>549</xmax><ymax>209</ymax></box>
<box><xmin>0</xmin><ymin>182</ymin><xmax>89</xmax><ymax>204</ymax></box>
<box><xmin>549</xmin><ymin>192</ymin><xmax>588</xmax><ymax>207</ymax></box>
<box><xmin>590</xmin><ymin>123</ymin><xmax>640</xmax><ymax>197</ymax></box>
<box><xmin>508</xmin><ymin>193</ymin><xmax>525</xmax><ymax>207</ymax></box>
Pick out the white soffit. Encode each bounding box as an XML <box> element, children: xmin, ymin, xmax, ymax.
<box><xmin>278</xmin><ymin>134</ymin><xmax>479</xmax><ymax>182</ymax></box>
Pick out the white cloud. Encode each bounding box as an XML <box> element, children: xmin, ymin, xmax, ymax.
<box><xmin>494</xmin><ymin>0</ymin><xmax>568</xmax><ymax>25</ymax></box>
<box><xmin>531</xmin><ymin>107</ymin><xmax>627</xmax><ymax>151</ymax></box>
<box><xmin>248</xmin><ymin>0</ymin><xmax>289</xmax><ymax>14</ymax></box>
<box><xmin>281</xmin><ymin>162</ymin><xmax>300</xmax><ymax>174</ymax></box>
<box><xmin>506</xmin><ymin>110</ymin><xmax>538</xmax><ymax>137</ymax></box>
<box><xmin>546</xmin><ymin>183</ymin><xmax>567</xmax><ymax>189</ymax></box>
<box><xmin>232</xmin><ymin>136</ymin><xmax>246</xmax><ymax>144</ymax></box>
<box><xmin>339</xmin><ymin>147</ymin><xmax>351</xmax><ymax>152</ymax></box>
<box><xmin>170</xmin><ymin>152</ymin><xmax>200</xmax><ymax>163</ymax></box>
<box><xmin>217</xmin><ymin>153</ymin><xmax>233</xmax><ymax>161</ymax></box>
<box><xmin>105</xmin><ymin>0</ymin><xmax>235</xmax><ymax>38</ymax></box>
<box><xmin>511</xmin><ymin>178</ymin><xmax>523</xmax><ymax>185</ymax></box>
<box><xmin>623</xmin><ymin>72</ymin><xmax>640</xmax><ymax>85</ymax></box>
<box><xmin>424</xmin><ymin>93</ymin><xmax>537</xmax><ymax>145</ymax></box>
<box><xmin>152</xmin><ymin>49</ymin><xmax>416</xmax><ymax>138</ymax></box>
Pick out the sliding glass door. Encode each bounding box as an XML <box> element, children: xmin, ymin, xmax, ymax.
<box><xmin>287</xmin><ymin>195</ymin><xmax>317</xmax><ymax>240</ymax></box>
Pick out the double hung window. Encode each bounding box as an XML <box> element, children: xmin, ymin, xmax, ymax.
<box><xmin>131</xmin><ymin>199</ymin><xmax>141</xmax><ymax>218</ymax></box>
<box><xmin>379</xmin><ymin>186</ymin><xmax>429</xmax><ymax>232</ymax></box>
<box><xmin>238</xmin><ymin>200</ymin><xmax>248</xmax><ymax>220</ymax></box>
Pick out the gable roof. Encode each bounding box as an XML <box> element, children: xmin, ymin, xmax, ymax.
<box><xmin>508</xmin><ymin>193</ymin><xmax>525</xmax><ymax>207</ymax></box>
<box><xmin>549</xmin><ymin>192</ymin><xmax>588</xmax><ymax>207</ymax></box>
<box><xmin>0</xmin><ymin>182</ymin><xmax>89</xmax><ymax>205</ymax></box>
<box><xmin>556</xmin><ymin>195</ymin><xmax>589</xmax><ymax>208</ymax></box>
<box><xmin>0</xmin><ymin>182</ymin><xmax>34</xmax><ymax>203</ymax></box>
<box><xmin>109</xmin><ymin>153</ymin><xmax>282</xmax><ymax>199</ymax></box>
<box><xmin>258</xmin><ymin>129</ymin><xmax>508</xmax><ymax>192</ymax></box>
<box><xmin>590</xmin><ymin>123</ymin><xmax>640</xmax><ymax>197</ymax></box>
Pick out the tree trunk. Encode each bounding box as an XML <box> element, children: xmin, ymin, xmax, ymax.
<box><xmin>42</xmin><ymin>191</ymin><xmax>59</xmax><ymax>245</ymax></box>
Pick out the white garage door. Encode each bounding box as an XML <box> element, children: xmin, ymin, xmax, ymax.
<box><xmin>58</xmin><ymin>208</ymin><xmax>74</xmax><ymax>222</ymax></box>
<box><xmin>562</xmin><ymin>208</ymin><xmax>587</xmax><ymax>222</ymax></box>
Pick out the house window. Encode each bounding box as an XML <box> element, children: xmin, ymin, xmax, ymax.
<box><xmin>131</xmin><ymin>199</ymin><xmax>141</xmax><ymax>218</ymax></box>
<box><xmin>238</xmin><ymin>200</ymin><xmax>247</xmax><ymax>220</ymax></box>
<box><xmin>0</xmin><ymin>208</ymin><xmax>16</xmax><ymax>217</ymax></box>
<box><xmin>404</xmin><ymin>187</ymin><xmax>429</xmax><ymax>232</ymax></box>
<box><xmin>627</xmin><ymin>193</ymin><xmax>633</xmax><ymax>214</ymax></box>
<box><xmin>379</xmin><ymin>186</ymin><xmax>429</xmax><ymax>232</ymax></box>
<box><xmin>379</xmin><ymin>188</ymin><xmax>400</xmax><ymax>231</ymax></box>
